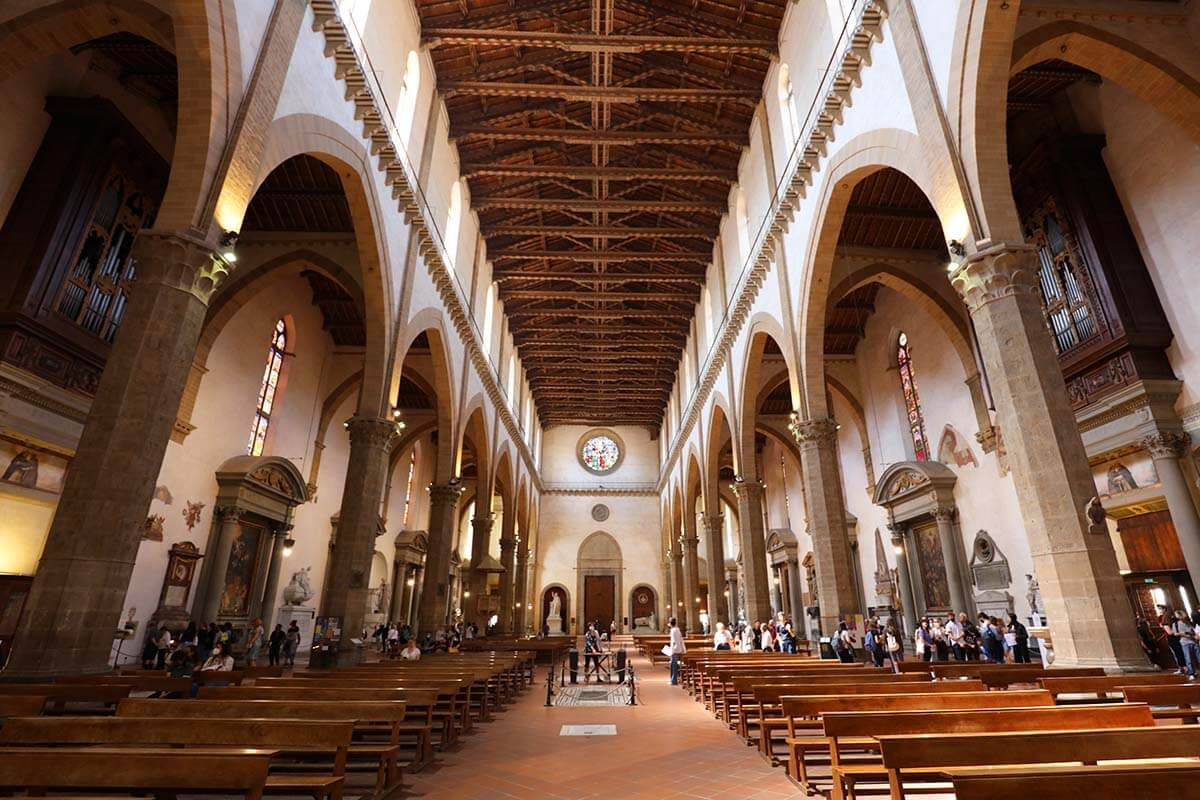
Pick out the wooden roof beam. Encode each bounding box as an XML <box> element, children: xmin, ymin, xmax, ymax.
<box><xmin>506</xmin><ymin>308</ymin><xmax>688</xmax><ymax>318</ymax></box>
<box><xmin>501</xmin><ymin>290</ymin><xmax>698</xmax><ymax>302</ymax></box>
<box><xmin>441</xmin><ymin>81</ymin><xmax>759</xmax><ymax>104</ymax></box>
<box><xmin>490</xmin><ymin>249</ymin><xmax>709</xmax><ymax>261</ymax></box>
<box><xmin>453</xmin><ymin>126</ymin><xmax>745</xmax><ymax>148</ymax></box>
<box><xmin>461</xmin><ymin>164</ymin><xmax>736</xmax><ymax>181</ymax></box>
<box><xmin>423</xmin><ymin>29</ymin><xmax>776</xmax><ymax>55</ymax></box>
<box><xmin>486</xmin><ymin>225</ymin><xmax>712</xmax><ymax>239</ymax></box>
<box><xmin>497</xmin><ymin>273</ymin><xmax>704</xmax><ymax>284</ymax></box>
<box><xmin>475</xmin><ymin>197</ymin><xmax>724</xmax><ymax>213</ymax></box>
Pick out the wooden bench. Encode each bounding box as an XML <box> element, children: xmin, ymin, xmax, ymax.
<box><xmin>0</xmin><ymin>716</ymin><xmax>349</xmax><ymax>800</ymax></box>
<box><xmin>0</xmin><ymin>749</ymin><xmax>270</xmax><ymax>798</ymax></box>
<box><xmin>752</xmin><ymin>680</ymin><xmax>986</xmax><ymax>759</ymax></box>
<box><xmin>823</xmin><ymin>703</ymin><xmax>1156</xmax><ymax>799</ymax></box>
<box><xmin>57</xmin><ymin>674</ymin><xmax>196</xmax><ymax>695</ymax></box>
<box><xmin>0</xmin><ymin>695</ymin><xmax>47</xmax><ymax>719</ymax></box>
<box><xmin>949</xmin><ymin>762</ymin><xmax>1200</xmax><ymax>799</ymax></box>
<box><xmin>118</xmin><ymin>699</ymin><xmax>406</xmax><ymax>795</ymax></box>
<box><xmin>869</xmin><ymin>725</ymin><xmax>1200</xmax><ymax>800</ymax></box>
<box><xmin>977</xmin><ymin>666</ymin><xmax>1107</xmax><ymax>689</ymax></box>
<box><xmin>780</xmin><ymin>690</ymin><xmax>1054</xmax><ymax>792</ymax></box>
<box><xmin>1039</xmin><ymin>672</ymin><xmax>1190</xmax><ymax>703</ymax></box>
<box><xmin>199</xmin><ymin>685</ymin><xmax>437</xmax><ymax>769</ymax></box>
<box><xmin>1122</xmin><ymin>684</ymin><xmax>1200</xmax><ymax>722</ymax></box>
<box><xmin>0</xmin><ymin>682</ymin><xmax>130</xmax><ymax>712</ymax></box>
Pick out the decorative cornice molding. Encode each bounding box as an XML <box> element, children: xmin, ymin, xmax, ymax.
<box><xmin>654</xmin><ymin>0</ymin><xmax>888</xmax><ymax>494</ymax></box>
<box><xmin>542</xmin><ymin>484</ymin><xmax>658</xmax><ymax>497</ymax></box>
<box><xmin>309</xmin><ymin>0</ymin><xmax>542</xmax><ymax>493</ymax></box>
<box><xmin>1019</xmin><ymin>2</ymin><xmax>1190</xmax><ymax>25</ymax></box>
<box><xmin>0</xmin><ymin>374</ymin><xmax>89</xmax><ymax>425</ymax></box>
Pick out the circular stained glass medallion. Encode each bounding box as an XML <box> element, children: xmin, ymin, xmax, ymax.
<box><xmin>579</xmin><ymin>430</ymin><xmax>622</xmax><ymax>475</ymax></box>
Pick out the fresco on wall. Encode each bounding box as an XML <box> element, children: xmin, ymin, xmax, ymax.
<box><xmin>1092</xmin><ymin>452</ymin><xmax>1159</xmax><ymax>499</ymax></box>
<box><xmin>936</xmin><ymin>424</ymin><xmax>977</xmax><ymax>468</ymax></box>
<box><xmin>0</xmin><ymin>437</ymin><xmax>69</xmax><ymax>494</ymax></box>
<box><xmin>914</xmin><ymin>524</ymin><xmax>951</xmax><ymax>611</ymax></box>
<box><xmin>219</xmin><ymin>522</ymin><xmax>262</xmax><ymax>616</ymax></box>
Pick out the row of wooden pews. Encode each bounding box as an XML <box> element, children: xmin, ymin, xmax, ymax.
<box><xmin>675</xmin><ymin>650</ymin><xmax>1200</xmax><ymax>798</ymax></box>
<box><xmin>0</xmin><ymin>649</ymin><xmax>536</xmax><ymax>799</ymax></box>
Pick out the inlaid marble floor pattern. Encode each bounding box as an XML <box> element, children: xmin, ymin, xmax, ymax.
<box><xmin>403</xmin><ymin>653</ymin><xmax>806</xmax><ymax>799</ymax></box>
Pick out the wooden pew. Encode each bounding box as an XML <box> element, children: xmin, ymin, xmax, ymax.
<box><xmin>977</xmin><ymin>666</ymin><xmax>1107</xmax><ymax>689</ymax></box>
<box><xmin>0</xmin><ymin>682</ymin><xmax>130</xmax><ymax>713</ymax></box>
<box><xmin>57</xmin><ymin>674</ymin><xmax>196</xmax><ymax>695</ymax></box>
<box><xmin>1122</xmin><ymin>684</ymin><xmax>1200</xmax><ymax>722</ymax></box>
<box><xmin>1039</xmin><ymin>672</ymin><xmax>1190</xmax><ymax>703</ymax></box>
<box><xmin>949</xmin><ymin>763</ymin><xmax>1200</xmax><ymax>799</ymax></box>
<box><xmin>752</xmin><ymin>680</ymin><xmax>986</xmax><ymax>760</ymax></box>
<box><xmin>199</xmin><ymin>685</ymin><xmax>436</xmax><ymax>769</ymax></box>
<box><xmin>118</xmin><ymin>699</ymin><xmax>406</xmax><ymax>795</ymax></box>
<box><xmin>0</xmin><ymin>716</ymin><xmax>349</xmax><ymax>800</ymax></box>
<box><xmin>0</xmin><ymin>750</ymin><xmax>270</xmax><ymax>798</ymax></box>
<box><xmin>780</xmin><ymin>690</ymin><xmax>1055</xmax><ymax>792</ymax></box>
<box><xmin>872</xmin><ymin>725</ymin><xmax>1200</xmax><ymax>800</ymax></box>
<box><xmin>0</xmin><ymin>695</ymin><xmax>46</xmax><ymax>719</ymax></box>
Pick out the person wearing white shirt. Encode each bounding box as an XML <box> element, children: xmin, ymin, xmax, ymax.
<box><xmin>668</xmin><ymin>617</ymin><xmax>686</xmax><ymax>685</ymax></box>
<box><xmin>760</xmin><ymin>624</ymin><xmax>775</xmax><ymax>652</ymax></box>
<box><xmin>399</xmin><ymin>639</ymin><xmax>421</xmax><ymax>661</ymax></box>
<box><xmin>713</xmin><ymin>622</ymin><xmax>732</xmax><ymax>651</ymax></box>
<box><xmin>945</xmin><ymin>614</ymin><xmax>963</xmax><ymax>661</ymax></box>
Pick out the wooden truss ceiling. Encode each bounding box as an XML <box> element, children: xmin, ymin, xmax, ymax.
<box><xmin>1007</xmin><ymin>59</ymin><xmax>1100</xmax><ymax>114</ymax></box>
<box><xmin>419</xmin><ymin>0</ymin><xmax>787</xmax><ymax>428</ymax></box>
<box><xmin>71</xmin><ymin>33</ymin><xmax>178</xmax><ymax>110</ymax></box>
<box><xmin>303</xmin><ymin>270</ymin><xmax>365</xmax><ymax>347</ymax></box>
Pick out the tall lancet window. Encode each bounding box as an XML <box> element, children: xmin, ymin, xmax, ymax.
<box><xmin>896</xmin><ymin>331</ymin><xmax>929</xmax><ymax>461</ymax></box>
<box><xmin>248</xmin><ymin>318</ymin><xmax>288</xmax><ymax>456</ymax></box>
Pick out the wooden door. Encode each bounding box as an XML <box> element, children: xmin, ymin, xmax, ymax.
<box><xmin>0</xmin><ymin>575</ymin><xmax>33</xmax><ymax>669</ymax></box>
<box><xmin>584</xmin><ymin>575</ymin><xmax>615</xmax><ymax>631</ymax></box>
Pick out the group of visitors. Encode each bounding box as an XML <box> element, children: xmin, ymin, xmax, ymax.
<box><xmin>406</xmin><ymin>621</ymin><xmax>476</xmax><ymax>656</ymax></box>
<box><xmin>1154</xmin><ymin>607</ymin><xmax>1200</xmax><ymax>677</ymax></box>
<box><xmin>859</xmin><ymin>612</ymin><xmax>1031</xmax><ymax>671</ymax></box>
<box><xmin>140</xmin><ymin>618</ymin><xmax>303</xmax><ymax>674</ymax></box>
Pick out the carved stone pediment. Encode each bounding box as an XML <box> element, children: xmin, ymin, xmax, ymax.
<box><xmin>888</xmin><ymin>470</ymin><xmax>929</xmax><ymax>497</ymax></box>
<box><xmin>250</xmin><ymin>464</ymin><xmax>300</xmax><ymax>498</ymax></box>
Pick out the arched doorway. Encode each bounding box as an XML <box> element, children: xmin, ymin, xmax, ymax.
<box><xmin>630</xmin><ymin>584</ymin><xmax>658</xmax><ymax>632</ymax></box>
<box><xmin>577</xmin><ymin>531</ymin><xmax>622</xmax><ymax>634</ymax></box>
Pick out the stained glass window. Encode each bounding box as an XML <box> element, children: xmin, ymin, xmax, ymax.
<box><xmin>402</xmin><ymin>449</ymin><xmax>417</xmax><ymax>526</ymax></box>
<box><xmin>896</xmin><ymin>332</ymin><xmax>929</xmax><ymax>461</ymax></box>
<box><xmin>580</xmin><ymin>433</ymin><xmax>621</xmax><ymax>474</ymax></box>
<box><xmin>247</xmin><ymin>319</ymin><xmax>287</xmax><ymax>456</ymax></box>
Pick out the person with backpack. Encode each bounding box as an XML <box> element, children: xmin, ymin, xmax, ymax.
<box><xmin>885</xmin><ymin>620</ymin><xmax>903</xmax><ymax>671</ymax></box>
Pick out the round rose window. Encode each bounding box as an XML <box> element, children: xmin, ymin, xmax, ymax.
<box><xmin>579</xmin><ymin>431</ymin><xmax>622</xmax><ymax>475</ymax></box>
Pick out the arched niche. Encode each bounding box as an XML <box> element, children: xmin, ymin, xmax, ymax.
<box><xmin>873</xmin><ymin>461</ymin><xmax>974</xmax><ymax>634</ymax></box>
<box><xmin>193</xmin><ymin>456</ymin><xmax>308</xmax><ymax>638</ymax></box>
<box><xmin>541</xmin><ymin>583</ymin><xmax>570</xmax><ymax>637</ymax></box>
<box><xmin>576</xmin><ymin>531</ymin><xmax>623</xmax><ymax>635</ymax></box>
<box><xmin>630</xmin><ymin>584</ymin><xmax>659</xmax><ymax>632</ymax></box>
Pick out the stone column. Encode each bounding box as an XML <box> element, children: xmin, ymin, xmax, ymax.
<box><xmin>700</xmin><ymin>512</ymin><xmax>729</xmax><ymax>625</ymax></box>
<box><xmin>933</xmin><ymin>507</ymin><xmax>970</xmax><ymax>616</ymax></box>
<box><xmin>513</xmin><ymin>550</ymin><xmax>530</xmax><ymax>634</ymax></box>
<box><xmin>670</xmin><ymin>547</ymin><xmax>685</xmax><ymax>625</ymax></box>
<box><xmin>770</xmin><ymin>565</ymin><xmax>784</xmax><ymax>615</ymax></box>
<box><xmin>731</xmin><ymin>480</ymin><xmax>773</xmax><ymax>624</ymax></box>
<box><xmin>6</xmin><ymin>232</ymin><xmax>227</xmax><ymax>676</ymax></box>
<box><xmin>259</xmin><ymin>524</ymin><xmax>290</xmax><ymax>629</ymax></box>
<box><xmin>680</xmin><ymin>527</ymin><xmax>702</xmax><ymax>633</ymax></box>
<box><xmin>497</xmin><ymin>535</ymin><xmax>516</xmax><ymax>634</ymax></box>
<box><xmin>1143</xmin><ymin>432</ymin><xmax>1200</xmax><ymax>589</ymax></box>
<box><xmin>661</xmin><ymin>558</ymin><xmax>674</xmax><ymax>626</ymax></box>
<box><xmin>726</xmin><ymin>568</ymin><xmax>740</xmax><ymax>623</ymax></box>
<box><xmin>417</xmin><ymin>484</ymin><xmax>463</xmax><ymax>633</ymax></box>
<box><xmin>320</xmin><ymin>416</ymin><xmax>396</xmax><ymax>657</ymax></box>
<box><xmin>466</xmin><ymin>514</ymin><xmax>494</xmax><ymax>627</ymax></box>
<box><xmin>889</xmin><ymin>524</ymin><xmax>918</xmax><ymax>637</ymax></box>
<box><xmin>951</xmin><ymin>242</ymin><xmax>1143</xmax><ymax>668</ymax></box>
<box><xmin>203</xmin><ymin>507</ymin><xmax>244</xmax><ymax>622</ymax></box>
<box><xmin>408</xmin><ymin>565</ymin><xmax>424</xmax><ymax>628</ymax></box>
<box><xmin>786</xmin><ymin>557</ymin><xmax>804</xmax><ymax>623</ymax></box>
<box><xmin>790</xmin><ymin>417</ymin><xmax>859</xmax><ymax>635</ymax></box>
<box><xmin>391</xmin><ymin>563</ymin><xmax>410</xmax><ymax>623</ymax></box>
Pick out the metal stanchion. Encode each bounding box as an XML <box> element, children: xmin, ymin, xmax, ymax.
<box><xmin>627</xmin><ymin>663</ymin><xmax>637</xmax><ymax>706</ymax></box>
<box><xmin>544</xmin><ymin>663</ymin><xmax>555</xmax><ymax>707</ymax></box>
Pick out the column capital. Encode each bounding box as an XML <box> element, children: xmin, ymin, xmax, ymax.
<box><xmin>700</xmin><ymin>511</ymin><xmax>725</xmax><ymax>528</ymax></box>
<box><xmin>788</xmin><ymin>415</ymin><xmax>838</xmax><ymax>448</ymax></box>
<box><xmin>948</xmin><ymin>241</ymin><xmax>1041</xmax><ymax>313</ymax></box>
<box><xmin>133</xmin><ymin>230</ymin><xmax>230</xmax><ymax>303</ymax></box>
<box><xmin>499</xmin><ymin>537</ymin><xmax>516</xmax><ymax>550</ymax></box>
<box><xmin>471</xmin><ymin>514</ymin><xmax>494</xmax><ymax>529</ymax></box>
<box><xmin>669</xmin><ymin>546</ymin><xmax>683</xmax><ymax>563</ymax></box>
<box><xmin>886</xmin><ymin>522</ymin><xmax>905</xmax><ymax>543</ymax></box>
<box><xmin>933</xmin><ymin>505</ymin><xmax>957</xmax><ymax>522</ymax></box>
<box><xmin>218</xmin><ymin>505</ymin><xmax>245</xmax><ymax>523</ymax></box>
<box><xmin>428</xmin><ymin>482</ymin><xmax>465</xmax><ymax>508</ymax></box>
<box><xmin>730</xmin><ymin>478</ymin><xmax>765</xmax><ymax>501</ymax></box>
<box><xmin>1142</xmin><ymin>431</ymin><xmax>1191</xmax><ymax>460</ymax></box>
<box><xmin>345</xmin><ymin>415</ymin><xmax>401</xmax><ymax>448</ymax></box>
<box><xmin>974</xmin><ymin>425</ymin><xmax>1000</xmax><ymax>454</ymax></box>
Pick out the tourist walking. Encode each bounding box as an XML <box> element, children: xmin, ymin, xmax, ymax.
<box><xmin>885</xmin><ymin>620</ymin><xmax>903</xmax><ymax>672</ymax></box>
<box><xmin>268</xmin><ymin>623</ymin><xmax>285</xmax><ymax>666</ymax></box>
<box><xmin>245</xmin><ymin>617</ymin><xmax>264</xmax><ymax>666</ymax></box>
<box><xmin>668</xmin><ymin>617</ymin><xmax>686</xmax><ymax>685</ymax></box>
<box><xmin>284</xmin><ymin>620</ymin><xmax>301</xmax><ymax>666</ymax></box>
<box><xmin>1171</xmin><ymin>609</ymin><xmax>1199</xmax><ymax>678</ymax></box>
<box><xmin>1008</xmin><ymin>613</ymin><xmax>1031</xmax><ymax>663</ymax></box>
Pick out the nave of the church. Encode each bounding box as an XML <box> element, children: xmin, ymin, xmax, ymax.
<box><xmin>3</xmin><ymin>0</ymin><xmax>1200</xmax><ymax>796</ymax></box>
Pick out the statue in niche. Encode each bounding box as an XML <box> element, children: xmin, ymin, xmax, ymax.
<box><xmin>283</xmin><ymin>567</ymin><xmax>314</xmax><ymax>606</ymax></box>
<box><xmin>548</xmin><ymin>591</ymin><xmax>562</xmax><ymax>620</ymax></box>
<box><xmin>1026</xmin><ymin>574</ymin><xmax>1044</xmax><ymax>620</ymax></box>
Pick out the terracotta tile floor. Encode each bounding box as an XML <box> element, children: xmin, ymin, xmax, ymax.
<box><xmin>404</xmin><ymin>654</ymin><xmax>805</xmax><ymax>799</ymax></box>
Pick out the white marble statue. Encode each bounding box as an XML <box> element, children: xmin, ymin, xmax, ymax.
<box><xmin>283</xmin><ymin>567</ymin><xmax>314</xmax><ymax>606</ymax></box>
<box><xmin>548</xmin><ymin>591</ymin><xmax>562</xmax><ymax>619</ymax></box>
<box><xmin>545</xmin><ymin>591</ymin><xmax>563</xmax><ymax>634</ymax></box>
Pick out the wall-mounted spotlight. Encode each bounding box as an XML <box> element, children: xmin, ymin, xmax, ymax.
<box><xmin>282</xmin><ymin>537</ymin><xmax>296</xmax><ymax>557</ymax></box>
<box><xmin>219</xmin><ymin>230</ymin><xmax>239</xmax><ymax>263</ymax></box>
